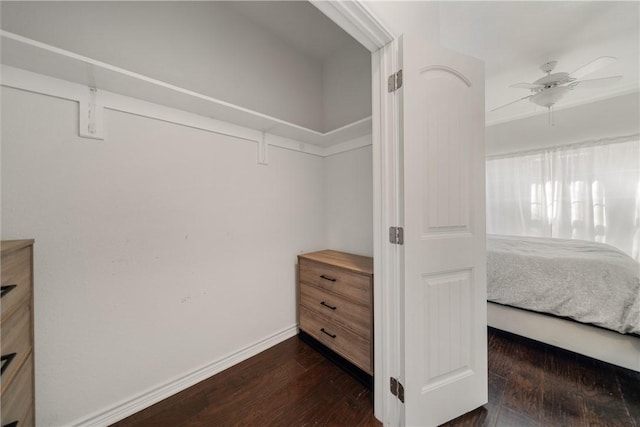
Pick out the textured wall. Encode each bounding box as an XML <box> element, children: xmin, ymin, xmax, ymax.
<box><xmin>1</xmin><ymin>87</ymin><xmax>327</xmax><ymax>425</ymax></box>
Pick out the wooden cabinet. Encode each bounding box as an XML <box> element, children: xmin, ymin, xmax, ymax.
<box><xmin>1</xmin><ymin>240</ymin><xmax>35</xmax><ymax>427</ymax></box>
<box><xmin>297</xmin><ymin>250</ymin><xmax>373</xmax><ymax>375</ymax></box>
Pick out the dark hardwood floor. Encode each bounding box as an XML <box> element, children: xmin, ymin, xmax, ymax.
<box><xmin>112</xmin><ymin>334</ymin><xmax>380</xmax><ymax>427</ymax></box>
<box><xmin>444</xmin><ymin>328</ymin><xmax>640</xmax><ymax>427</ymax></box>
<box><xmin>113</xmin><ymin>328</ymin><xmax>640</xmax><ymax>427</ymax></box>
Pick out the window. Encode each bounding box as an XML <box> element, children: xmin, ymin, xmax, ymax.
<box><xmin>486</xmin><ymin>139</ymin><xmax>640</xmax><ymax>261</ymax></box>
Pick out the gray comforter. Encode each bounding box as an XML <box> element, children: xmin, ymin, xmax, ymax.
<box><xmin>487</xmin><ymin>235</ymin><xmax>640</xmax><ymax>335</ymax></box>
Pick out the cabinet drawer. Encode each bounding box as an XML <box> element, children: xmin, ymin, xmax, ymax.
<box><xmin>300</xmin><ymin>283</ymin><xmax>371</xmax><ymax>339</ymax></box>
<box><xmin>299</xmin><ymin>306</ymin><xmax>372</xmax><ymax>374</ymax></box>
<box><xmin>1</xmin><ymin>246</ymin><xmax>32</xmax><ymax>320</ymax></box>
<box><xmin>1</xmin><ymin>302</ymin><xmax>32</xmax><ymax>392</ymax></box>
<box><xmin>299</xmin><ymin>259</ymin><xmax>371</xmax><ymax>307</ymax></box>
<box><xmin>1</xmin><ymin>354</ymin><xmax>33</xmax><ymax>427</ymax></box>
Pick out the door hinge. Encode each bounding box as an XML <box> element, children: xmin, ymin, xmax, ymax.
<box><xmin>390</xmin><ymin>377</ymin><xmax>405</xmax><ymax>403</ymax></box>
<box><xmin>388</xmin><ymin>69</ymin><xmax>403</xmax><ymax>93</ymax></box>
<box><xmin>389</xmin><ymin>226</ymin><xmax>404</xmax><ymax>245</ymax></box>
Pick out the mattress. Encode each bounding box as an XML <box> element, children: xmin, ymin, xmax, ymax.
<box><xmin>487</xmin><ymin>235</ymin><xmax>640</xmax><ymax>335</ymax></box>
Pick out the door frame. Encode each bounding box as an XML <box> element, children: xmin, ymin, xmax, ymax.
<box><xmin>309</xmin><ymin>2</ymin><xmax>399</xmax><ymax>425</ymax></box>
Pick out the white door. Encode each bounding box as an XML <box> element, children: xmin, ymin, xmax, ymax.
<box><xmin>398</xmin><ymin>33</ymin><xmax>488</xmax><ymax>426</ymax></box>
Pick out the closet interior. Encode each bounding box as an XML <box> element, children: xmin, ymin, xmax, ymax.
<box><xmin>0</xmin><ymin>2</ymin><xmax>375</xmax><ymax>425</ymax></box>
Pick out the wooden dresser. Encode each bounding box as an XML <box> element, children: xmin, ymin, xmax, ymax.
<box><xmin>297</xmin><ymin>250</ymin><xmax>373</xmax><ymax>375</ymax></box>
<box><xmin>1</xmin><ymin>240</ymin><xmax>35</xmax><ymax>427</ymax></box>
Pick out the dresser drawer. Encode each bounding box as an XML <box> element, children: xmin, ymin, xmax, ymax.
<box><xmin>0</xmin><ymin>302</ymin><xmax>32</xmax><ymax>391</ymax></box>
<box><xmin>299</xmin><ymin>258</ymin><xmax>371</xmax><ymax>307</ymax></box>
<box><xmin>299</xmin><ymin>306</ymin><xmax>372</xmax><ymax>374</ymax></box>
<box><xmin>300</xmin><ymin>282</ymin><xmax>371</xmax><ymax>339</ymax></box>
<box><xmin>0</xmin><ymin>354</ymin><xmax>34</xmax><ymax>427</ymax></box>
<box><xmin>1</xmin><ymin>246</ymin><xmax>32</xmax><ymax>320</ymax></box>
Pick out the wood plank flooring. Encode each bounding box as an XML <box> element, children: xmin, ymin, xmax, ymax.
<box><xmin>444</xmin><ymin>328</ymin><xmax>640</xmax><ymax>427</ymax></box>
<box><xmin>113</xmin><ymin>328</ymin><xmax>640</xmax><ymax>427</ymax></box>
<box><xmin>112</xmin><ymin>335</ymin><xmax>379</xmax><ymax>427</ymax></box>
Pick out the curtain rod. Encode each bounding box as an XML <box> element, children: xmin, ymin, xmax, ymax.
<box><xmin>486</xmin><ymin>133</ymin><xmax>640</xmax><ymax>160</ymax></box>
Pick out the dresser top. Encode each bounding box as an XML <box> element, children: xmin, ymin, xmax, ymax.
<box><xmin>298</xmin><ymin>250</ymin><xmax>373</xmax><ymax>275</ymax></box>
<box><xmin>1</xmin><ymin>239</ymin><xmax>35</xmax><ymax>255</ymax></box>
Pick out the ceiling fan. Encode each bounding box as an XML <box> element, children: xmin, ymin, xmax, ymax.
<box><xmin>492</xmin><ymin>56</ymin><xmax>623</xmax><ymax>124</ymax></box>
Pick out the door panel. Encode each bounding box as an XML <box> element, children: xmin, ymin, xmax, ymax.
<box><xmin>420</xmin><ymin>67</ymin><xmax>472</xmax><ymax>235</ymax></box>
<box><xmin>400</xmin><ymin>34</ymin><xmax>487</xmax><ymax>426</ymax></box>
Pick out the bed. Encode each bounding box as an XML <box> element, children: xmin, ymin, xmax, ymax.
<box><xmin>486</xmin><ymin>235</ymin><xmax>640</xmax><ymax>372</ymax></box>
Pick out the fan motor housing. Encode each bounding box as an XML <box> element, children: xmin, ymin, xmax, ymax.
<box><xmin>539</xmin><ymin>60</ymin><xmax>558</xmax><ymax>74</ymax></box>
<box><xmin>533</xmin><ymin>72</ymin><xmax>573</xmax><ymax>87</ymax></box>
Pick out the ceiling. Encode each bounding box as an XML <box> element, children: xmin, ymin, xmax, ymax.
<box><xmin>437</xmin><ymin>1</ymin><xmax>640</xmax><ymax>124</ymax></box>
<box><xmin>227</xmin><ymin>1</ymin><xmax>639</xmax><ymax>127</ymax></box>
<box><xmin>224</xmin><ymin>1</ymin><xmax>360</xmax><ymax>61</ymax></box>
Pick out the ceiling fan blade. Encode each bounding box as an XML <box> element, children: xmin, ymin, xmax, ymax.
<box><xmin>491</xmin><ymin>95</ymin><xmax>532</xmax><ymax>111</ymax></box>
<box><xmin>569</xmin><ymin>75</ymin><xmax>623</xmax><ymax>90</ymax></box>
<box><xmin>569</xmin><ymin>56</ymin><xmax>617</xmax><ymax>79</ymax></box>
<box><xmin>509</xmin><ymin>82</ymin><xmax>542</xmax><ymax>89</ymax></box>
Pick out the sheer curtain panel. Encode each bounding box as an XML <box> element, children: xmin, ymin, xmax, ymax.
<box><xmin>486</xmin><ymin>138</ymin><xmax>640</xmax><ymax>261</ymax></box>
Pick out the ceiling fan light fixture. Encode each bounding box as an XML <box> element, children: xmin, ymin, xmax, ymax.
<box><xmin>532</xmin><ymin>72</ymin><xmax>573</xmax><ymax>87</ymax></box>
<box><xmin>491</xmin><ymin>56</ymin><xmax>621</xmax><ymax>121</ymax></box>
<box><xmin>530</xmin><ymin>86</ymin><xmax>570</xmax><ymax>108</ymax></box>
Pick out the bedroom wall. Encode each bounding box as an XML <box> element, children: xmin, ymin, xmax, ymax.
<box><xmin>324</xmin><ymin>142</ymin><xmax>374</xmax><ymax>257</ymax></box>
<box><xmin>486</xmin><ymin>92</ymin><xmax>640</xmax><ymax>156</ymax></box>
<box><xmin>0</xmin><ymin>87</ymin><xmax>327</xmax><ymax>426</ymax></box>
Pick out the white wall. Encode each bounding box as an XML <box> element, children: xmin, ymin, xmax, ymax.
<box><xmin>0</xmin><ymin>1</ymin><xmax>326</xmax><ymax>131</ymax></box>
<box><xmin>1</xmin><ymin>87</ymin><xmax>327</xmax><ymax>426</ymax></box>
<box><xmin>364</xmin><ymin>1</ymin><xmax>441</xmax><ymax>45</ymax></box>
<box><xmin>322</xmin><ymin>41</ymin><xmax>372</xmax><ymax>131</ymax></box>
<box><xmin>486</xmin><ymin>92</ymin><xmax>640</xmax><ymax>156</ymax></box>
<box><xmin>324</xmin><ymin>143</ymin><xmax>373</xmax><ymax>257</ymax></box>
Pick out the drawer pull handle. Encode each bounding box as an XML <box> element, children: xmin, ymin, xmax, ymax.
<box><xmin>320</xmin><ymin>275</ymin><xmax>336</xmax><ymax>282</ymax></box>
<box><xmin>320</xmin><ymin>328</ymin><xmax>336</xmax><ymax>339</ymax></box>
<box><xmin>0</xmin><ymin>284</ymin><xmax>17</xmax><ymax>298</ymax></box>
<box><xmin>1</xmin><ymin>353</ymin><xmax>17</xmax><ymax>375</ymax></box>
<box><xmin>320</xmin><ymin>301</ymin><xmax>337</xmax><ymax>310</ymax></box>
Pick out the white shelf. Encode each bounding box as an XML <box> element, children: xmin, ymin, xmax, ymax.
<box><xmin>0</xmin><ymin>31</ymin><xmax>371</xmax><ymax>148</ymax></box>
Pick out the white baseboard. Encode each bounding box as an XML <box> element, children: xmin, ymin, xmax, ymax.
<box><xmin>72</xmin><ymin>325</ymin><xmax>299</xmax><ymax>427</ymax></box>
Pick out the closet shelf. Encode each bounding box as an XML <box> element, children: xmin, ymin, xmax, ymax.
<box><xmin>0</xmin><ymin>31</ymin><xmax>371</xmax><ymax>148</ymax></box>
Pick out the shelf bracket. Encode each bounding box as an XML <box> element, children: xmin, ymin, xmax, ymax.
<box><xmin>257</xmin><ymin>132</ymin><xmax>269</xmax><ymax>165</ymax></box>
<box><xmin>79</xmin><ymin>87</ymin><xmax>105</xmax><ymax>140</ymax></box>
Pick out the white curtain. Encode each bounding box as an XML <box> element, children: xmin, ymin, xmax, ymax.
<box><xmin>486</xmin><ymin>138</ymin><xmax>640</xmax><ymax>261</ymax></box>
